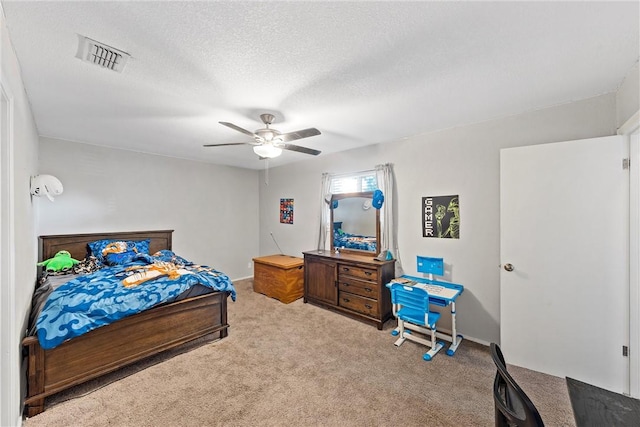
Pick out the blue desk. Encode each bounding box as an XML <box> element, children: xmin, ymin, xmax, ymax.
<box><xmin>388</xmin><ymin>275</ymin><xmax>464</xmax><ymax>356</ymax></box>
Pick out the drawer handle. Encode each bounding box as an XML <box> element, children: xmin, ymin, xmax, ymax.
<box><xmin>364</xmin><ymin>287</ymin><xmax>372</xmax><ymax>292</ymax></box>
<box><xmin>365</xmin><ymin>304</ymin><xmax>373</xmax><ymax>309</ymax></box>
<box><xmin>365</xmin><ymin>271</ymin><xmax>372</xmax><ymax>276</ymax></box>
<box><xmin>343</xmin><ymin>298</ymin><xmax>350</xmax><ymax>303</ymax></box>
<box><xmin>342</xmin><ymin>267</ymin><xmax>350</xmax><ymax>272</ymax></box>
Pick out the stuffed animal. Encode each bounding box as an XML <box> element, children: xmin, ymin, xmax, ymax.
<box><xmin>38</xmin><ymin>250</ymin><xmax>80</xmax><ymax>272</ymax></box>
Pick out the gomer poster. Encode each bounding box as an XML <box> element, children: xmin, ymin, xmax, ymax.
<box><xmin>422</xmin><ymin>195</ymin><xmax>460</xmax><ymax>239</ymax></box>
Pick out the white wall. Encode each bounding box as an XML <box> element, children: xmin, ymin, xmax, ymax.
<box><xmin>617</xmin><ymin>61</ymin><xmax>639</xmax><ymax>128</ymax></box>
<box><xmin>258</xmin><ymin>93</ymin><xmax>617</xmax><ymax>345</ymax></box>
<box><xmin>38</xmin><ymin>138</ymin><xmax>259</xmax><ymax>280</ymax></box>
<box><xmin>1</xmin><ymin>4</ymin><xmax>40</xmax><ymax>426</ymax></box>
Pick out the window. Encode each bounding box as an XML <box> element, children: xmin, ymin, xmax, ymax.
<box><xmin>330</xmin><ymin>170</ymin><xmax>377</xmax><ymax>194</ymax></box>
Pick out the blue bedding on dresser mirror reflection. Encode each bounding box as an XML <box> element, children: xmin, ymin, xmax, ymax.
<box><xmin>330</xmin><ymin>191</ymin><xmax>379</xmax><ymax>253</ymax></box>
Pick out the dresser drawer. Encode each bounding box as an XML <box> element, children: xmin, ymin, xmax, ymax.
<box><xmin>338</xmin><ymin>292</ymin><xmax>379</xmax><ymax>317</ymax></box>
<box><xmin>338</xmin><ymin>264</ymin><xmax>378</xmax><ymax>282</ymax></box>
<box><xmin>338</xmin><ymin>277</ymin><xmax>379</xmax><ymax>299</ymax></box>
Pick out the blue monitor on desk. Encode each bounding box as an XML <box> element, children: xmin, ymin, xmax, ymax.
<box><xmin>417</xmin><ymin>256</ymin><xmax>444</xmax><ymax>278</ymax></box>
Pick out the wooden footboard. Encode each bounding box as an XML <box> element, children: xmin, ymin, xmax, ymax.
<box><xmin>24</xmin><ymin>291</ymin><xmax>228</xmax><ymax>417</ymax></box>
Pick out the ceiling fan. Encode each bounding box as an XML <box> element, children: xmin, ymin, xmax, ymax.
<box><xmin>204</xmin><ymin>113</ymin><xmax>321</xmax><ymax>159</ymax></box>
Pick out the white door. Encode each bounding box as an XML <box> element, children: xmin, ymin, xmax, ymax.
<box><xmin>500</xmin><ymin>135</ymin><xmax>628</xmax><ymax>394</ymax></box>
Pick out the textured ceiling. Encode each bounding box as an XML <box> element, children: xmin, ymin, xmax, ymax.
<box><xmin>2</xmin><ymin>1</ymin><xmax>639</xmax><ymax>170</ymax></box>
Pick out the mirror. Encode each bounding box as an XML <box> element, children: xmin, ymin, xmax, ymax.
<box><xmin>330</xmin><ymin>191</ymin><xmax>380</xmax><ymax>255</ymax></box>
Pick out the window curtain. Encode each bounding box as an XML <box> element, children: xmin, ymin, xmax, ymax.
<box><xmin>376</xmin><ymin>163</ymin><xmax>403</xmax><ymax>276</ymax></box>
<box><xmin>317</xmin><ymin>172</ymin><xmax>332</xmax><ymax>252</ymax></box>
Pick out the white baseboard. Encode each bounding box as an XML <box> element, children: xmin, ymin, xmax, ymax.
<box><xmin>461</xmin><ymin>335</ymin><xmax>491</xmax><ymax>347</ymax></box>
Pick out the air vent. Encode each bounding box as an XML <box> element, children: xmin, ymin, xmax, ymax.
<box><xmin>75</xmin><ymin>35</ymin><xmax>130</xmax><ymax>73</ymax></box>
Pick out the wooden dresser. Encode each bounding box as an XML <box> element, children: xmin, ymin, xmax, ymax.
<box><xmin>253</xmin><ymin>254</ymin><xmax>304</xmax><ymax>304</ymax></box>
<box><xmin>303</xmin><ymin>250</ymin><xmax>395</xmax><ymax>329</ymax></box>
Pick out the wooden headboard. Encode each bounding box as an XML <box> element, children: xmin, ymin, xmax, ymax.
<box><xmin>38</xmin><ymin>230</ymin><xmax>174</xmax><ymax>262</ymax></box>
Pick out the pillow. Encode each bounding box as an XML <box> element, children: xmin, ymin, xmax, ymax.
<box><xmin>88</xmin><ymin>239</ymin><xmax>151</xmax><ymax>265</ymax></box>
<box><xmin>152</xmin><ymin>250</ymin><xmax>193</xmax><ymax>266</ymax></box>
<box><xmin>105</xmin><ymin>251</ymin><xmax>138</xmax><ymax>265</ymax></box>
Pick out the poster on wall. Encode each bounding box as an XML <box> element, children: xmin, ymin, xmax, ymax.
<box><xmin>422</xmin><ymin>195</ymin><xmax>460</xmax><ymax>239</ymax></box>
<box><xmin>280</xmin><ymin>198</ymin><xmax>294</xmax><ymax>224</ymax></box>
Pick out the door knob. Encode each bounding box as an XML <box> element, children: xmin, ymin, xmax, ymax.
<box><xmin>503</xmin><ymin>263</ymin><xmax>514</xmax><ymax>272</ymax></box>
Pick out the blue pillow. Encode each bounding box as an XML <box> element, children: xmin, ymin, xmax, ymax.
<box><xmin>152</xmin><ymin>249</ymin><xmax>193</xmax><ymax>266</ymax></box>
<box><xmin>88</xmin><ymin>239</ymin><xmax>151</xmax><ymax>265</ymax></box>
<box><xmin>105</xmin><ymin>250</ymin><xmax>138</xmax><ymax>265</ymax></box>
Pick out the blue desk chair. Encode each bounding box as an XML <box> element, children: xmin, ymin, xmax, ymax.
<box><xmin>388</xmin><ymin>283</ymin><xmax>444</xmax><ymax>361</ymax></box>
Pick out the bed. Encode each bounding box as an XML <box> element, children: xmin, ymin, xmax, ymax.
<box><xmin>22</xmin><ymin>230</ymin><xmax>233</xmax><ymax>417</ymax></box>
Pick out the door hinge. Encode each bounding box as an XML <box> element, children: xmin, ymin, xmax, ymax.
<box><xmin>623</xmin><ymin>345</ymin><xmax>629</xmax><ymax>357</ymax></box>
<box><xmin>623</xmin><ymin>158</ymin><xmax>630</xmax><ymax>170</ymax></box>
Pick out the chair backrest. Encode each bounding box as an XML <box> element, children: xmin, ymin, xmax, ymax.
<box><xmin>389</xmin><ymin>283</ymin><xmax>430</xmax><ymax>317</ymax></box>
<box><xmin>490</xmin><ymin>343</ymin><xmax>544</xmax><ymax>427</ymax></box>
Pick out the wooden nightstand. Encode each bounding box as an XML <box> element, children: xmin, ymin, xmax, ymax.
<box><xmin>252</xmin><ymin>254</ymin><xmax>304</xmax><ymax>303</ymax></box>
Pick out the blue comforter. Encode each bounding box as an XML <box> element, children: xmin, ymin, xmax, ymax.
<box><xmin>36</xmin><ymin>251</ymin><xmax>236</xmax><ymax>350</ymax></box>
<box><xmin>333</xmin><ymin>230</ymin><xmax>377</xmax><ymax>251</ymax></box>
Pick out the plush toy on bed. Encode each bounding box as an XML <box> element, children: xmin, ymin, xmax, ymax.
<box><xmin>38</xmin><ymin>250</ymin><xmax>80</xmax><ymax>272</ymax></box>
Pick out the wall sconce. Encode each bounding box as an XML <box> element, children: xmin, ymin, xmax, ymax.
<box><xmin>30</xmin><ymin>174</ymin><xmax>63</xmax><ymax>202</ymax></box>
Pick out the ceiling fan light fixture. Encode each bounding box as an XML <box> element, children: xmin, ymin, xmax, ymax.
<box><xmin>253</xmin><ymin>145</ymin><xmax>282</xmax><ymax>158</ymax></box>
<box><xmin>209</xmin><ymin>113</ymin><xmax>321</xmax><ymax>157</ymax></box>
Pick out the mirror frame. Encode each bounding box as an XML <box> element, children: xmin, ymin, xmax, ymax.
<box><xmin>330</xmin><ymin>191</ymin><xmax>380</xmax><ymax>256</ymax></box>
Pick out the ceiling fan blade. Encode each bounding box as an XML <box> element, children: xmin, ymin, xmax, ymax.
<box><xmin>219</xmin><ymin>121</ymin><xmax>259</xmax><ymax>138</ymax></box>
<box><xmin>280</xmin><ymin>143</ymin><xmax>321</xmax><ymax>156</ymax></box>
<box><xmin>203</xmin><ymin>142</ymin><xmax>253</xmax><ymax>147</ymax></box>
<box><xmin>279</xmin><ymin>128</ymin><xmax>321</xmax><ymax>143</ymax></box>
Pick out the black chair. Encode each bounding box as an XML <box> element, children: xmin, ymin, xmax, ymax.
<box><xmin>490</xmin><ymin>343</ymin><xmax>544</xmax><ymax>427</ymax></box>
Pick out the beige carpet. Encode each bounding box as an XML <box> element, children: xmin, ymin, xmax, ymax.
<box><xmin>23</xmin><ymin>279</ymin><xmax>575</xmax><ymax>426</ymax></box>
